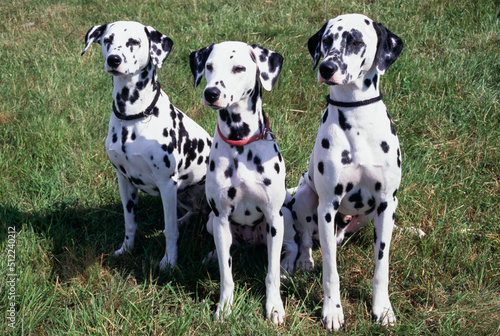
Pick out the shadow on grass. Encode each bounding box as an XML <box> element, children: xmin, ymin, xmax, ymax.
<box><xmin>1</xmin><ymin>196</ymin><xmax>273</xmax><ymax>305</ymax></box>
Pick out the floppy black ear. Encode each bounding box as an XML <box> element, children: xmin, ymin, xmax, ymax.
<box><xmin>308</xmin><ymin>21</ymin><xmax>328</xmax><ymax>70</ymax></box>
<box><xmin>373</xmin><ymin>22</ymin><xmax>404</xmax><ymax>74</ymax></box>
<box><xmin>189</xmin><ymin>43</ymin><xmax>215</xmax><ymax>87</ymax></box>
<box><xmin>251</xmin><ymin>44</ymin><xmax>284</xmax><ymax>91</ymax></box>
<box><xmin>145</xmin><ymin>26</ymin><xmax>173</xmax><ymax>69</ymax></box>
<box><xmin>81</xmin><ymin>24</ymin><xmax>107</xmax><ymax>55</ymax></box>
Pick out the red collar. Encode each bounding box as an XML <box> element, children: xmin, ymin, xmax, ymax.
<box><xmin>217</xmin><ymin>115</ymin><xmax>272</xmax><ymax>146</ymax></box>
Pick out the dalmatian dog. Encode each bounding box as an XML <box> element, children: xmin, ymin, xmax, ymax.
<box><xmin>290</xmin><ymin>14</ymin><xmax>405</xmax><ymax>330</ymax></box>
<box><xmin>189</xmin><ymin>41</ymin><xmax>290</xmax><ymax>325</ymax></box>
<box><xmin>82</xmin><ymin>21</ymin><xmax>212</xmax><ymax>270</ymax></box>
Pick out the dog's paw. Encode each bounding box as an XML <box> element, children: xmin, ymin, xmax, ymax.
<box><xmin>336</xmin><ymin>231</ymin><xmax>346</xmax><ymax>245</ymax></box>
<box><xmin>113</xmin><ymin>242</ymin><xmax>132</xmax><ymax>257</ymax></box>
<box><xmin>202</xmin><ymin>250</ymin><xmax>218</xmax><ymax>265</ymax></box>
<box><xmin>214</xmin><ymin>301</ymin><xmax>232</xmax><ymax>321</ymax></box>
<box><xmin>280</xmin><ymin>256</ymin><xmax>296</xmax><ymax>276</ymax></box>
<box><xmin>322</xmin><ymin>305</ymin><xmax>345</xmax><ymax>331</ymax></box>
<box><xmin>113</xmin><ymin>247</ymin><xmax>126</xmax><ymax>257</ymax></box>
<box><xmin>394</xmin><ymin>225</ymin><xmax>426</xmax><ymax>237</ymax></box>
<box><xmin>177</xmin><ymin>211</ymin><xmax>193</xmax><ymax>227</ymax></box>
<box><xmin>159</xmin><ymin>254</ymin><xmax>176</xmax><ymax>271</ymax></box>
<box><xmin>269</xmin><ymin>309</ymin><xmax>285</xmax><ymax>326</ymax></box>
<box><xmin>295</xmin><ymin>255</ymin><xmax>314</xmax><ymax>271</ymax></box>
<box><xmin>372</xmin><ymin>306</ymin><xmax>396</xmax><ymax>327</ymax></box>
<box><xmin>407</xmin><ymin>226</ymin><xmax>426</xmax><ymax>237</ymax></box>
<box><xmin>266</xmin><ymin>301</ymin><xmax>285</xmax><ymax>326</ymax></box>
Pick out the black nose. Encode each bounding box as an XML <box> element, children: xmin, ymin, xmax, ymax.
<box><xmin>319</xmin><ymin>62</ymin><xmax>338</xmax><ymax>80</ymax></box>
<box><xmin>107</xmin><ymin>55</ymin><xmax>122</xmax><ymax>68</ymax></box>
<box><xmin>204</xmin><ymin>87</ymin><xmax>221</xmax><ymax>104</ymax></box>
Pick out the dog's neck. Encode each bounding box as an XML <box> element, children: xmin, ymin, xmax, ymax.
<box><xmin>111</xmin><ymin>62</ymin><xmax>160</xmax><ymax>118</ymax></box>
<box><xmin>328</xmin><ymin>67</ymin><xmax>381</xmax><ymax>104</ymax></box>
<box><xmin>217</xmin><ymin>81</ymin><xmax>267</xmax><ymax>141</ymax></box>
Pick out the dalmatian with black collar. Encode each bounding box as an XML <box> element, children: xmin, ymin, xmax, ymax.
<box><xmin>290</xmin><ymin>14</ymin><xmax>405</xmax><ymax>330</ymax></box>
<box><xmin>189</xmin><ymin>41</ymin><xmax>290</xmax><ymax>325</ymax></box>
<box><xmin>82</xmin><ymin>21</ymin><xmax>212</xmax><ymax>270</ymax></box>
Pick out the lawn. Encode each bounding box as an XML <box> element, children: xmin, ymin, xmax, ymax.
<box><xmin>0</xmin><ymin>0</ymin><xmax>499</xmax><ymax>334</ymax></box>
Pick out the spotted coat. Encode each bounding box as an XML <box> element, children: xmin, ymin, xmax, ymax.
<box><xmin>82</xmin><ymin>21</ymin><xmax>212</xmax><ymax>271</ymax></box>
<box><xmin>189</xmin><ymin>41</ymin><xmax>290</xmax><ymax>326</ymax></box>
<box><xmin>289</xmin><ymin>14</ymin><xmax>405</xmax><ymax>331</ymax></box>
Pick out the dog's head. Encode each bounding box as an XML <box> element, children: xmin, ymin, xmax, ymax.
<box><xmin>189</xmin><ymin>41</ymin><xmax>284</xmax><ymax>110</ymax></box>
<box><xmin>308</xmin><ymin>14</ymin><xmax>403</xmax><ymax>85</ymax></box>
<box><xmin>82</xmin><ymin>21</ymin><xmax>173</xmax><ymax>76</ymax></box>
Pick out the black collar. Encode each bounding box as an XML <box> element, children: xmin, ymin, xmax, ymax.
<box><xmin>113</xmin><ymin>82</ymin><xmax>162</xmax><ymax>121</ymax></box>
<box><xmin>325</xmin><ymin>93</ymin><xmax>383</xmax><ymax>108</ymax></box>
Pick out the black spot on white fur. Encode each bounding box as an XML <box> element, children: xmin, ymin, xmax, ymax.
<box><xmin>338</xmin><ymin>110</ymin><xmax>351</xmax><ymax>130</ymax></box>
<box><xmin>341</xmin><ymin>150</ymin><xmax>352</xmax><ymax>165</ymax></box>
<box><xmin>380</xmin><ymin>141</ymin><xmax>390</xmax><ymax>153</ymax></box>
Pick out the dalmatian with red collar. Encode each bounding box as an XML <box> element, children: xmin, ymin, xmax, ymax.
<box><xmin>289</xmin><ymin>14</ymin><xmax>405</xmax><ymax>330</ymax></box>
<box><xmin>82</xmin><ymin>21</ymin><xmax>212</xmax><ymax>271</ymax></box>
<box><xmin>189</xmin><ymin>41</ymin><xmax>293</xmax><ymax>325</ymax></box>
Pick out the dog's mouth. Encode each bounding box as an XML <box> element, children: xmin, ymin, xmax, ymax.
<box><xmin>322</xmin><ymin>80</ymin><xmax>338</xmax><ymax>86</ymax></box>
<box><xmin>106</xmin><ymin>69</ymin><xmax>125</xmax><ymax>76</ymax></box>
<box><xmin>318</xmin><ymin>74</ymin><xmax>340</xmax><ymax>86</ymax></box>
<box><xmin>203</xmin><ymin>101</ymin><xmax>228</xmax><ymax>110</ymax></box>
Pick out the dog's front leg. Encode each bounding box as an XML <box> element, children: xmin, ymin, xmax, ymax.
<box><xmin>265</xmin><ymin>211</ymin><xmax>285</xmax><ymax>325</ymax></box>
<box><xmin>318</xmin><ymin>200</ymin><xmax>344</xmax><ymax>331</ymax></box>
<box><xmin>372</xmin><ymin>200</ymin><xmax>397</xmax><ymax>326</ymax></box>
<box><xmin>158</xmin><ymin>179</ymin><xmax>179</xmax><ymax>270</ymax></box>
<box><xmin>213</xmin><ymin>213</ymin><xmax>234</xmax><ymax>320</ymax></box>
<box><xmin>114</xmin><ymin>173</ymin><xmax>139</xmax><ymax>257</ymax></box>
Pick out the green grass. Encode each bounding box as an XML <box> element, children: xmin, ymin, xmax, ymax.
<box><xmin>1</xmin><ymin>0</ymin><xmax>499</xmax><ymax>334</ymax></box>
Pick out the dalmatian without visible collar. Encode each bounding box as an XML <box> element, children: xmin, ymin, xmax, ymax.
<box><xmin>289</xmin><ymin>14</ymin><xmax>405</xmax><ymax>330</ymax></box>
<box><xmin>189</xmin><ymin>41</ymin><xmax>292</xmax><ymax>325</ymax></box>
<box><xmin>82</xmin><ymin>21</ymin><xmax>212</xmax><ymax>270</ymax></box>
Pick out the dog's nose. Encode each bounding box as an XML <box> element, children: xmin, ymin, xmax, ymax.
<box><xmin>319</xmin><ymin>62</ymin><xmax>338</xmax><ymax>80</ymax></box>
<box><xmin>204</xmin><ymin>87</ymin><xmax>221</xmax><ymax>104</ymax></box>
<box><xmin>107</xmin><ymin>55</ymin><xmax>122</xmax><ymax>68</ymax></box>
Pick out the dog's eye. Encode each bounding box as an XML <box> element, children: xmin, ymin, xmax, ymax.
<box><xmin>103</xmin><ymin>37</ymin><xmax>112</xmax><ymax>45</ymax></box>
<box><xmin>232</xmin><ymin>66</ymin><xmax>246</xmax><ymax>74</ymax></box>
<box><xmin>322</xmin><ymin>36</ymin><xmax>333</xmax><ymax>48</ymax></box>
<box><xmin>206</xmin><ymin>63</ymin><xmax>213</xmax><ymax>71</ymax></box>
<box><xmin>126</xmin><ymin>39</ymin><xmax>140</xmax><ymax>47</ymax></box>
<box><xmin>353</xmin><ymin>41</ymin><xmax>364</xmax><ymax>47</ymax></box>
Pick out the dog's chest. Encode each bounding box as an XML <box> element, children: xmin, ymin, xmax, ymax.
<box><xmin>105</xmin><ymin>118</ymin><xmax>164</xmax><ymax>195</ymax></box>
<box><xmin>206</xmin><ymin>138</ymin><xmax>285</xmax><ymax>222</ymax></box>
<box><xmin>105</xmin><ymin>105</ymin><xmax>210</xmax><ymax>194</ymax></box>
<box><xmin>318</xmin><ymin>105</ymin><xmax>399</xmax><ymax>168</ymax></box>
<box><xmin>312</xmin><ymin>105</ymin><xmax>401</xmax><ymax>215</ymax></box>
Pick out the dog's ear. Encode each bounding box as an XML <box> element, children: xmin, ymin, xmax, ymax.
<box><xmin>189</xmin><ymin>43</ymin><xmax>214</xmax><ymax>87</ymax></box>
<box><xmin>308</xmin><ymin>21</ymin><xmax>329</xmax><ymax>70</ymax></box>
<box><xmin>373</xmin><ymin>22</ymin><xmax>404</xmax><ymax>75</ymax></box>
<box><xmin>251</xmin><ymin>45</ymin><xmax>284</xmax><ymax>91</ymax></box>
<box><xmin>145</xmin><ymin>26</ymin><xmax>173</xmax><ymax>69</ymax></box>
<box><xmin>81</xmin><ymin>24</ymin><xmax>107</xmax><ymax>56</ymax></box>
